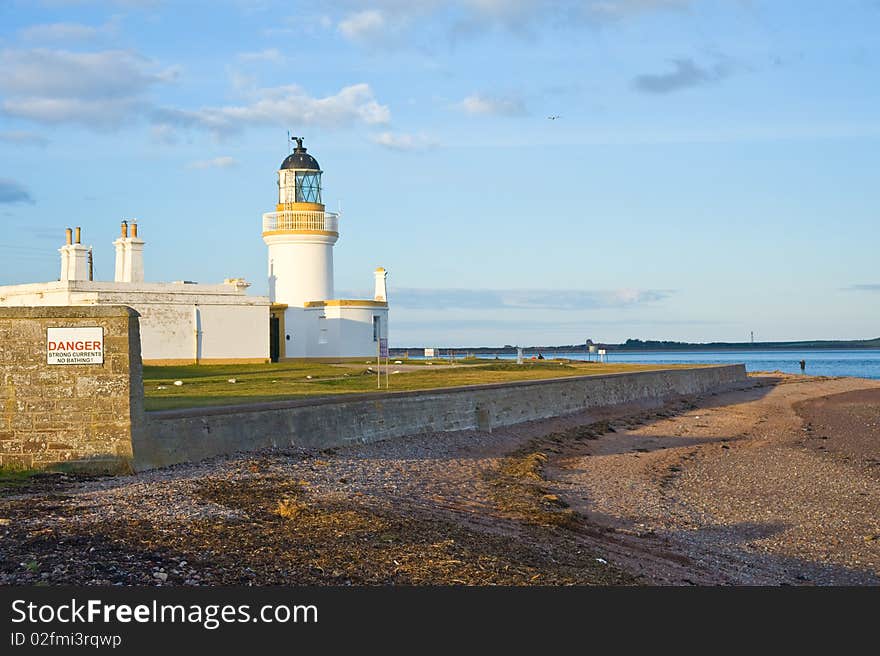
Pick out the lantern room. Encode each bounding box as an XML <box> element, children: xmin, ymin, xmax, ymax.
<box><xmin>278</xmin><ymin>137</ymin><xmax>323</xmax><ymax>207</ymax></box>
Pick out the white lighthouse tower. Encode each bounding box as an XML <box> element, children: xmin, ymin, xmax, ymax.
<box><xmin>263</xmin><ymin>137</ymin><xmax>337</xmax><ymax>307</ymax></box>
<box><xmin>262</xmin><ymin>137</ymin><xmax>389</xmax><ymax>360</ymax></box>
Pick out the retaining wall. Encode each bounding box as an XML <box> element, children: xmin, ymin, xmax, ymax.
<box><xmin>140</xmin><ymin>364</ymin><xmax>747</xmax><ymax>470</ymax></box>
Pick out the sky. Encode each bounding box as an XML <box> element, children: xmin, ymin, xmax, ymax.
<box><xmin>1</xmin><ymin>0</ymin><xmax>878</xmax><ymax>347</ymax></box>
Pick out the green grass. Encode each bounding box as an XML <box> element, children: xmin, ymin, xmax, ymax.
<box><xmin>143</xmin><ymin>359</ymin><xmax>700</xmax><ymax>411</ymax></box>
<box><xmin>0</xmin><ymin>467</ymin><xmax>40</xmax><ymax>492</ymax></box>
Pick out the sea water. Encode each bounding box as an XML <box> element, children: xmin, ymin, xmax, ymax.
<box><xmin>430</xmin><ymin>349</ymin><xmax>880</xmax><ymax>380</ymax></box>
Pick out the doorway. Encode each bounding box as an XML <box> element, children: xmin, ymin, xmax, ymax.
<box><xmin>269</xmin><ymin>316</ymin><xmax>280</xmax><ymax>363</ymax></box>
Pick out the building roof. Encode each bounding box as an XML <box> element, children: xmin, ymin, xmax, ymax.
<box><xmin>280</xmin><ymin>137</ymin><xmax>320</xmax><ymax>171</ymax></box>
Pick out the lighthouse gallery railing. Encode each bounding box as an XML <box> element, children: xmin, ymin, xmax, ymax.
<box><xmin>262</xmin><ymin>210</ymin><xmax>339</xmax><ymax>233</ymax></box>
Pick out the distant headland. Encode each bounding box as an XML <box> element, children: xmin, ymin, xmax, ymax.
<box><xmin>391</xmin><ymin>337</ymin><xmax>880</xmax><ymax>355</ymax></box>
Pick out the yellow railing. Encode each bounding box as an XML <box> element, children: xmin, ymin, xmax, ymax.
<box><xmin>262</xmin><ymin>210</ymin><xmax>339</xmax><ymax>233</ymax></box>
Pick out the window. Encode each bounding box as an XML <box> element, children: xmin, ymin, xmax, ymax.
<box><xmin>372</xmin><ymin>315</ymin><xmax>381</xmax><ymax>342</ymax></box>
<box><xmin>295</xmin><ymin>172</ymin><xmax>322</xmax><ymax>204</ymax></box>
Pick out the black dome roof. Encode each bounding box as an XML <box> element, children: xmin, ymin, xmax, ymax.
<box><xmin>280</xmin><ymin>137</ymin><xmax>320</xmax><ymax>171</ymax></box>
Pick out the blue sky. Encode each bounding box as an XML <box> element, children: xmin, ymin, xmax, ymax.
<box><xmin>1</xmin><ymin>0</ymin><xmax>878</xmax><ymax>347</ymax></box>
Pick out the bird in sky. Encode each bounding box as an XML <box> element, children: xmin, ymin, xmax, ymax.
<box><xmin>547</xmin><ymin>115</ymin><xmax>561</xmax><ymax>120</ymax></box>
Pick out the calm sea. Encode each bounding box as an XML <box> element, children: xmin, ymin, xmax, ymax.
<box><xmin>431</xmin><ymin>349</ymin><xmax>880</xmax><ymax>380</ymax></box>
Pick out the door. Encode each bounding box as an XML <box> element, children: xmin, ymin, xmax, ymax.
<box><xmin>269</xmin><ymin>316</ymin><xmax>280</xmax><ymax>363</ymax></box>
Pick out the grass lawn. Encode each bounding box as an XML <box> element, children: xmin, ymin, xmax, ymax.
<box><xmin>143</xmin><ymin>359</ymin><xmax>702</xmax><ymax>411</ymax></box>
<box><xmin>0</xmin><ymin>467</ymin><xmax>39</xmax><ymax>492</ymax></box>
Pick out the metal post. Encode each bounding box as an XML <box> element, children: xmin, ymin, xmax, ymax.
<box><xmin>193</xmin><ymin>305</ymin><xmax>201</xmax><ymax>365</ymax></box>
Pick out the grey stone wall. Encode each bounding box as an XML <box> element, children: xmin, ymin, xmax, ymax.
<box><xmin>0</xmin><ymin>306</ymin><xmax>144</xmax><ymax>472</ymax></box>
<box><xmin>140</xmin><ymin>364</ymin><xmax>747</xmax><ymax>470</ymax></box>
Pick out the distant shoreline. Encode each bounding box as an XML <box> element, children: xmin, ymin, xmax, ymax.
<box><xmin>391</xmin><ymin>338</ymin><xmax>880</xmax><ymax>355</ymax></box>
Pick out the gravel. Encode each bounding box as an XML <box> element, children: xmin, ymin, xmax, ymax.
<box><xmin>1</xmin><ymin>373</ymin><xmax>877</xmax><ymax>586</ymax></box>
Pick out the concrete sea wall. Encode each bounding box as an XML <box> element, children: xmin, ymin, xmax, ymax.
<box><xmin>140</xmin><ymin>364</ymin><xmax>747</xmax><ymax>470</ymax></box>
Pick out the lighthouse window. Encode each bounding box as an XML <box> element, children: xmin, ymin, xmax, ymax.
<box><xmin>295</xmin><ymin>172</ymin><xmax>322</xmax><ymax>204</ymax></box>
<box><xmin>372</xmin><ymin>315</ymin><xmax>381</xmax><ymax>342</ymax></box>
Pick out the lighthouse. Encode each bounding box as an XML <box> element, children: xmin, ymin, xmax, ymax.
<box><xmin>263</xmin><ymin>137</ymin><xmax>337</xmax><ymax>307</ymax></box>
<box><xmin>262</xmin><ymin>137</ymin><xmax>389</xmax><ymax>360</ymax></box>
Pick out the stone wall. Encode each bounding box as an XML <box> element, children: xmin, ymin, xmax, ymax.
<box><xmin>0</xmin><ymin>306</ymin><xmax>144</xmax><ymax>472</ymax></box>
<box><xmin>140</xmin><ymin>364</ymin><xmax>747</xmax><ymax>470</ymax></box>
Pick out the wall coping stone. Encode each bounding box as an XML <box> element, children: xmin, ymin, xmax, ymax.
<box><xmin>0</xmin><ymin>305</ymin><xmax>140</xmax><ymax>319</ymax></box>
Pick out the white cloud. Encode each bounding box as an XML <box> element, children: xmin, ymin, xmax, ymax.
<box><xmin>458</xmin><ymin>92</ymin><xmax>527</xmax><ymax>116</ymax></box>
<box><xmin>371</xmin><ymin>131</ymin><xmax>437</xmax><ymax>151</ymax></box>
<box><xmin>3</xmin><ymin>97</ymin><xmax>146</xmax><ymax>128</ymax></box>
<box><xmin>262</xmin><ymin>13</ymin><xmax>335</xmax><ymax>37</ymax></box>
<box><xmin>0</xmin><ymin>48</ymin><xmax>176</xmax><ymax>99</ymax></box>
<box><xmin>0</xmin><ymin>131</ymin><xmax>49</xmax><ymax>147</ymax></box>
<box><xmin>338</xmin><ymin>10</ymin><xmax>387</xmax><ymax>42</ymax></box>
<box><xmin>154</xmin><ymin>83</ymin><xmax>391</xmax><ymax>136</ymax></box>
<box><xmin>0</xmin><ymin>46</ymin><xmax>389</xmax><ymax>136</ymax></box>
<box><xmin>335</xmin><ymin>5</ymin><xmax>445</xmax><ymax>48</ymax></box>
<box><xmin>150</xmin><ymin>123</ymin><xmax>178</xmax><ymax>144</ymax></box>
<box><xmin>237</xmin><ymin>48</ymin><xmax>285</xmax><ymax>63</ymax></box>
<box><xmin>334</xmin><ymin>1</ymin><xmax>696</xmax><ymax>46</ymax></box>
<box><xmin>0</xmin><ymin>48</ymin><xmax>176</xmax><ymax>128</ymax></box>
<box><xmin>187</xmin><ymin>156</ymin><xmax>237</xmax><ymax>169</ymax></box>
<box><xmin>338</xmin><ymin>287</ymin><xmax>673</xmax><ymax>310</ymax></box>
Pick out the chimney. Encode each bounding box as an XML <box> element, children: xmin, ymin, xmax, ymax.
<box><xmin>125</xmin><ymin>219</ymin><xmax>145</xmax><ymax>283</ymax></box>
<box><xmin>60</xmin><ymin>229</ymin><xmax>71</xmax><ymax>280</ymax></box>
<box><xmin>113</xmin><ymin>219</ymin><xmax>145</xmax><ymax>283</ymax></box>
<box><xmin>60</xmin><ymin>227</ymin><xmax>89</xmax><ymax>282</ymax></box>
<box><xmin>373</xmin><ymin>267</ymin><xmax>387</xmax><ymax>302</ymax></box>
<box><xmin>114</xmin><ymin>222</ymin><xmax>126</xmax><ymax>282</ymax></box>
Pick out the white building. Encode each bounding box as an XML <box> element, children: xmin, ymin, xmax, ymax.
<box><xmin>0</xmin><ymin>138</ymin><xmax>390</xmax><ymax>364</ymax></box>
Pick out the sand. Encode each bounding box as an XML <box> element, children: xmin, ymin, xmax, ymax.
<box><xmin>1</xmin><ymin>373</ymin><xmax>877</xmax><ymax>586</ymax></box>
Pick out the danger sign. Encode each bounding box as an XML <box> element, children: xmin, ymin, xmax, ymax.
<box><xmin>47</xmin><ymin>327</ymin><xmax>104</xmax><ymax>365</ymax></box>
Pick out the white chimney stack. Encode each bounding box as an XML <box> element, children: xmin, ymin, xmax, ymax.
<box><xmin>114</xmin><ymin>220</ymin><xmax>127</xmax><ymax>281</ymax></box>
<box><xmin>113</xmin><ymin>219</ymin><xmax>145</xmax><ymax>283</ymax></box>
<box><xmin>59</xmin><ymin>226</ymin><xmax>89</xmax><ymax>282</ymax></box>
<box><xmin>373</xmin><ymin>267</ymin><xmax>387</xmax><ymax>302</ymax></box>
